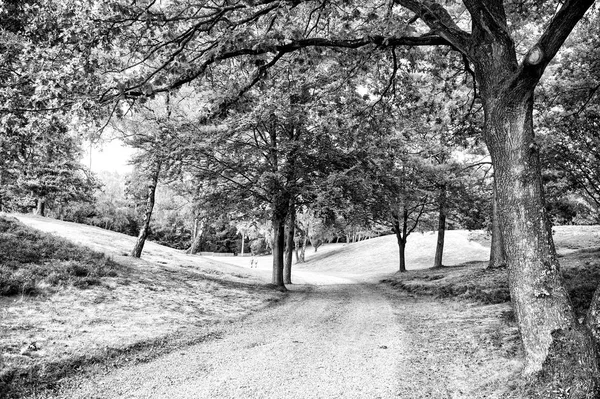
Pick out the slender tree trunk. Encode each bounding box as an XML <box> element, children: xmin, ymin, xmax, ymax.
<box><xmin>294</xmin><ymin>238</ymin><xmax>300</xmax><ymax>262</ymax></box>
<box><xmin>131</xmin><ymin>162</ymin><xmax>161</xmax><ymax>258</ymax></box>
<box><xmin>398</xmin><ymin>238</ymin><xmax>406</xmax><ymax>272</ymax></box>
<box><xmin>186</xmin><ymin>218</ymin><xmax>204</xmax><ymax>254</ymax></box>
<box><xmin>488</xmin><ymin>184</ymin><xmax>507</xmax><ymax>268</ymax></box>
<box><xmin>300</xmin><ymin>236</ymin><xmax>307</xmax><ymax>262</ymax></box>
<box><xmin>283</xmin><ymin>208</ymin><xmax>295</xmax><ymax>285</ymax></box>
<box><xmin>35</xmin><ymin>197</ymin><xmax>46</xmax><ymax>216</ymax></box>
<box><xmin>485</xmin><ymin>93</ymin><xmax>598</xmax><ymax>383</ymax></box>
<box><xmin>313</xmin><ymin>239</ymin><xmax>322</xmax><ymax>252</ymax></box>
<box><xmin>433</xmin><ymin>184</ymin><xmax>447</xmax><ymax>268</ymax></box>
<box><xmin>240</xmin><ymin>233</ymin><xmax>245</xmax><ymax>256</ymax></box>
<box><xmin>392</xmin><ymin>218</ymin><xmax>407</xmax><ymax>273</ymax></box>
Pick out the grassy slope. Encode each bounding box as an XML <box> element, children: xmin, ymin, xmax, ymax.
<box><xmin>296</xmin><ymin>230</ymin><xmax>490</xmax><ymax>275</ymax></box>
<box><xmin>381</xmin><ymin>226</ymin><xmax>600</xmax><ymax>320</ymax></box>
<box><xmin>0</xmin><ymin>215</ymin><xmax>285</xmax><ymax>398</ymax></box>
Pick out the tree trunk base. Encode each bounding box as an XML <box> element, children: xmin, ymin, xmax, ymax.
<box><xmin>521</xmin><ymin>326</ymin><xmax>600</xmax><ymax>398</ymax></box>
<box><xmin>487</xmin><ymin>262</ymin><xmax>507</xmax><ymax>269</ymax></box>
<box><xmin>267</xmin><ymin>283</ymin><xmax>288</xmax><ymax>292</ymax></box>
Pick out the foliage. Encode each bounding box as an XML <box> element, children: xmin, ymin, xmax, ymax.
<box><xmin>0</xmin><ymin>117</ymin><xmax>99</xmax><ymax>215</ymax></box>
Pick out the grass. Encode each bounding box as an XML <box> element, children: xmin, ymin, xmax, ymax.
<box><xmin>0</xmin><ymin>216</ymin><xmax>121</xmax><ymax>296</ymax></box>
<box><xmin>382</xmin><ymin>226</ymin><xmax>600</xmax><ymax>321</ymax></box>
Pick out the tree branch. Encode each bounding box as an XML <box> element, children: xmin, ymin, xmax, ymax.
<box><xmin>103</xmin><ymin>34</ymin><xmax>452</xmax><ymax>104</ymax></box>
<box><xmin>514</xmin><ymin>0</ymin><xmax>596</xmax><ymax>88</ymax></box>
<box><xmin>394</xmin><ymin>0</ymin><xmax>472</xmax><ymax>57</ymax></box>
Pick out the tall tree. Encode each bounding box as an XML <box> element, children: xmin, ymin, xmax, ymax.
<box><xmin>176</xmin><ymin>54</ymin><xmax>365</xmax><ymax>289</ymax></box>
<box><xmin>115</xmin><ymin>93</ymin><xmax>182</xmax><ymax>258</ymax></box>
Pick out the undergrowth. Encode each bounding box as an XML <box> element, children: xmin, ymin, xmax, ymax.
<box><xmin>0</xmin><ymin>216</ymin><xmax>121</xmax><ymax>296</ymax></box>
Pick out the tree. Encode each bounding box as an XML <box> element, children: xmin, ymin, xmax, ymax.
<box><xmin>371</xmin><ymin>150</ymin><xmax>434</xmax><ymax>272</ymax></box>
<box><xmin>1</xmin><ymin>115</ymin><xmax>98</xmax><ymax>216</ymax></box>
<box><xmin>115</xmin><ymin>93</ymin><xmax>183</xmax><ymax>258</ymax></box>
<box><xmin>0</xmin><ymin>1</ymin><xmax>102</xmax><ymax>216</ymax></box>
<box><xmin>173</xmin><ymin>53</ymin><xmax>366</xmax><ymax>289</ymax></box>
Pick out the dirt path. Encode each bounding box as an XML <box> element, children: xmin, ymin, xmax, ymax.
<box><xmin>37</xmin><ymin>284</ymin><xmax>519</xmax><ymax>399</ymax></box>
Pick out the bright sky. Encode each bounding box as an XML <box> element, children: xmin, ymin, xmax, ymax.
<box><xmin>82</xmin><ymin>139</ymin><xmax>135</xmax><ymax>174</ymax></box>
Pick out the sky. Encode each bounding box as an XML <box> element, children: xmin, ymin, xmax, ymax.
<box><xmin>81</xmin><ymin>139</ymin><xmax>135</xmax><ymax>174</ymax></box>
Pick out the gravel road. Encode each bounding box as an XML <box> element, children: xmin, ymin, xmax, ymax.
<box><xmin>42</xmin><ymin>283</ymin><xmax>519</xmax><ymax>399</ymax></box>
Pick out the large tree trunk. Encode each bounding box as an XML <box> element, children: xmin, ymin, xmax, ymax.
<box><xmin>131</xmin><ymin>162</ymin><xmax>161</xmax><ymax>258</ymax></box>
<box><xmin>465</xmin><ymin>4</ymin><xmax>600</xmax><ymax>384</ymax></box>
<box><xmin>585</xmin><ymin>287</ymin><xmax>600</xmax><ymax>348</ymax></box>
<box><xmin>433</xmin><ymin>184</ymin><xmax>446</xmax><ymax>268</ymax></box>
<box><xmin>488</xmin><ymin>184</ymin><xmax>506</xmax><ymax>269</ymax></box>
<box><xmin>485</xmin><ymin>92</ymin><xmax>599</xmax><ymax>387</ymax></box>
<box><xmin>283</xmin><ymin>208</ymin><xmax>295</xmax><ymax>285</ymax></box>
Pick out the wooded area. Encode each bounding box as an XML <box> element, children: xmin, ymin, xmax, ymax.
<box><xmin>1</xmin><ymin>0</ymin><xmax>600</xmax><ymax>396</ymax></box>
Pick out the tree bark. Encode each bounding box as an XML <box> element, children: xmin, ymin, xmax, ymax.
<box><xmin>585</xmin><ymin>286</ymin><xmax>600</xmax><ymax>348</ymax></box>
<box><xmin>433</xmin><ymin>184</ymin><xmax>447</xmax><ymax>268</ymax></box>
<box><xmin>488</xmin><ymin>184</ymin><xmax>506</xmax><ymax>268</ymax></box>
<box><xmin>397</xmin><ymin>237</ymin><xmax>406</xmax><ymax>272</ymax></box>
<box><xmin>131</xmin><ymin>161</ymin><xmax>161</xmax><ymax>258</ymax></box>
<box><xmin>283</xmin><ymin>207</ymin><xmax>295</xmax><ymax>285</ymax></box>
<box><xmin>240</xmin><ymin>233</ymin><xmax>245</xmax><ymax>256</ymax></box>
<box><xmin>271</xmin><ymin>214</ymin><xmax>286</xmax><ymax>290</ymax></box>
<box><xmin>484</xmin><ymin>91</ymin><xmax>598</xmax><ymax>383</ymax></box>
